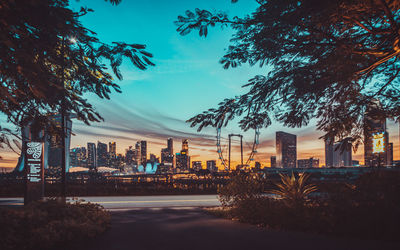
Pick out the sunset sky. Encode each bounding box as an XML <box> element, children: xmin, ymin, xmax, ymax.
<box><xmin>0</xmin><ymin>0</ymin><xmax>399</xmax><ymax>170</ymax></box>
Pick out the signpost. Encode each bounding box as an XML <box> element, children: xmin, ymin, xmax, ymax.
<box><xmin>24</xmin><ymin>142</ymin><xmax>44</xmax><ymax>205</ymax></box>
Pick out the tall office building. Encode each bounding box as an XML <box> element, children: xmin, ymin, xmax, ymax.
<box><xmin>125</xmin><ymin>146</ymin><xmax>135</xmax><ymax>165</ymax></box>
<box><xmin>270</xmin><ymin>156</ymin><xmax>276</xmax><ymax>168</ymax></box>
<box><xmin>192</xmin><ymin>161</ymin><xmax>202</xmax><ymax>171</ymax></box>
<box><xmin>140</xmin><ymin>141</ymin><xmax>147</xmax><ymax>164</ymax></box>
<box><xmin>176</xmin><ymin>139</ymin><xmax>190</xmax><ymax>170</ymax></box>
<box><xmin>364</xmin><ymin>100</ymin><xmax>389</xmax><ymax>167</ymax></box>
<box><xmin>333</xmin><ymin>141</ymin><xmax>352</xmax><ymax>167</ymax></box>
<box><xmin>149</xmin><ymin>153</ymin><xmax>159</xmax><ymax>164</ymax></box>
<box><xmin>70</xmin><ymin>147</ymin><xmax>86</xmax><ymax>167</ymax></box>
<box><xmin>276</xmin><ymin>132</ymin><xmax>297</xmax><ymax>168</ymax></box>
<box><xmin>297</xmin><ymin>158</ymin><xmax>319</xmax><ymax>168</ymax></box>
<box><xmin>167</xmin><ymin>138</ymin><xmax>173</xmax><ymax>155</ymax></box>
<box><xmin>182</xmin><ymin>139</ymin><xmax>189</xmax><ymax>153</ymax></box>
<box><xmin>161</xmin><ymin>138</ymin><xmax>174</xmax><ymax>167</ymax></box>
<box><xmin>97</xmin><ymin>141</ymin><xmax>108</xmax><ymax>167</ymax></box>
<box><xmin>87</xmin><ymin>142</ymin><xmax>97</xmax><ymax>171</ymax></box>
<box><xmin>109</xmin><ymin>142</ymin><xmax>116</xmax><ymax>159</ymax></box>
<box><xmin>134</xmin><ymin>142</ymin><xmax>141</xmax><ymax>166</ymax></box>
<box><xmin>388</xmin><ymin>143</ymin><xmax>393</xmax><ymax>166</ymax></box>
<box><xmin>325</xmin><ymin>138</ymin><xmax>334</xmax><ymax>167</ymax></box>
<box><xmin>206</xmin><ymin>160</ymin><xmax>217</xmax><ymax>172</ymax></box>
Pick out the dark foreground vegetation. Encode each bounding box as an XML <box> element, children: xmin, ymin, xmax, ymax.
<box><xmin>0</xmin><ymin>199</ymin><xmax>110</xmax><ymax>250</ymax></box>
<box><xmin>214</xmin><ymin>170</ymin><xmax>400</xmax><ymax>241</ymax></box>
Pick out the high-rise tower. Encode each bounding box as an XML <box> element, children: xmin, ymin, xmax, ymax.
<box><xmin>276</xmin><ymin>131</ymin><xmax>297</xmax><ymax>168</ymax></box>
<box><xmin>109</xmin><ymin>142</ymin><xmax>116</xmax><ymax>159</ymax></box>
<box><xmin>364</xmin><ymin>100</ymin><xmax>389</xmax><ymax>167</ymax></box>
<box><xmin>140</xmin><ymin>141</ymin><xmax>147</xmax><ymax>164</ymax></box>
<box><xmin>87</xmin><ymin>142</ymin><xmax>97</xmax><ymax>171</ymax></box>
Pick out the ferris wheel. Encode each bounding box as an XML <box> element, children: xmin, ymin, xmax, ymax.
<box><xmin>216</xmin><ymin>127</ymin><xmax>260</xmax><ymax>171</ymax></box>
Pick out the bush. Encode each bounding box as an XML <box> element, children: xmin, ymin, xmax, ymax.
<box><xmin>217</xmin><ymin>170</ymin><xmax>400</xmax><ymax>240</ymax></box>
<box><xmin>0</xmin><ymin>199</ymin><xmax>110</xmax><ymax>250</ymax></box>
<box><xmin>218</xmin><ymin>172</ymin><xmax>265</xmax><ymax>207</ymax></box>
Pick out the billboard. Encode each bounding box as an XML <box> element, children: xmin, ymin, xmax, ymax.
<box><xmin>25</xmin><ymin>142</ymin><xmax>44</xmax><ymax>204</ymax></box>
<box><xmin>372</xmin><ymin>132</ymin><xmax>385</xmax><ymax>153</ymax></box>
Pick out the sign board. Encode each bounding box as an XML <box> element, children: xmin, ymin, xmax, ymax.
<box><xmin>25</xmin><ymin>142</ymin><xmax>44</xmax><ymax>205</ymax></box>
<box><xmin>372</xmin><ymin>132</ymin><xmax>385</xmax><ymax>153</ymax></box>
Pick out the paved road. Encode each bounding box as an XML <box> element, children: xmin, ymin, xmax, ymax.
<box><xmin>0</xmin><ymin>195</ymin><xmax>220</xmax><ymax>209</ymax></box>
<box><xmin>75</xmin><ymin>207</ymin><xmax>398</xmax><ymax>250</ymax></box>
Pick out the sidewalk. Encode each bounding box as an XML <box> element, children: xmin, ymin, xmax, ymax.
<box><xmin>76</xmin><ymin>207</ymin><xmax>397</xmax><ymax>250</ymax></box>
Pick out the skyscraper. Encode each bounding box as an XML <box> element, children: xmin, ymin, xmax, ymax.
<box><xmin>149</xmin><ymin>153</ymin><xmax>159</xmax><ymax>164</ymax></box>
<box><xmin>70</xmin><ymin>147</ymin><xmax>86</xmax><ymax>167</ymax></box>
<box><xmin>333</xmin><ymin>141</ymin><xmax>352</xmax><ymax>167</ymax></box>
<box><xmin>388</xmin><ymin>142</ymin><xmax>393</xmax><ymax>166</ymax></box>
<box><xmin>182</xmin><ymin>139</ymin><xmax>188</xmax><ymax>153</ymax></box>
<box><xmin>206</xmin><ymin>160</ymin><xmax>217</xmax><ymax>172</ymax></box>
<box><xmin>270</xmin><ymin>156</ymin><xmax>276</xmax><ymax>168</ymax></box>
<box><xmin>134</xmin><ymin>142</ymin><xmax>141</xmax><ymax>166</ymax></box>
<box><xmin>364</xmin><ymin>100</ymin><xmax>389</xmax><ymax>167</ymax></box>
<box><xmin>276</xmin><ymin>131</ymin><xmax>297</xmax><ymax>168</ymax></box>
<box><xmin>167</xmin><ymin>138</ymin><xmax>173</xmax><ymax>155</ymax></box>
<box><xmin>140</xmin><ymin>141</ymin><xmax>147</xmax><ymax>164</ymax></box>
<box><xmin>161</xmin><ymin>138</ymin><xmax>174</xmax><ymax>167</ymax></box>
<box><xmin>87</xmin><ymin>142</ymin><xmax>97</xmax><ymax>171</ymax></box>
<box><xmin>176</xmin><ymin>139</ymin><xmax>190</xmax><ymax>170</ymax></box>
<box><xmin>109</xmin><ymin>142</ymin><xmax>116</xmax><ymax>159</ymax></box>
<box><xmin>192</xmin><ymin>161</ymin><xmax>202</xmax><ymax>171</ymax></box>
<box><xmin>325</xmin><ymin>138</ymin><xmax>334</xmax><ymax>167</ymax></box>
<box><xmin>297</xmin><ymin>158</ymin><xmax>319</xmax><ymax>168</ymax></box>
<box><xmin>97</xmin><ymin>141</ymin><xmax>108</xmax><ymax>167</ymax></box>
<box><xmin>125</xmin><ymin>146</ymin><xmax>135</xmax><ymax>165</ymax></box>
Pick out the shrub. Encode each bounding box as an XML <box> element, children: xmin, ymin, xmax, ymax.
<box><xmin>270</xmin><ymin>172</ymin><xmax>318</xmax><ymax>207</ymax></box>
<box><xmin>218</xmin><ymin>172</ymin><xmax>265</xmax><ymax>207</ymax></box>
<box><xmin>0</xmin><ymin>199</ymin><xmax>110</xmax><ymax>250</ymax></box>
<box><xmin>217</xmin><ymin>170</ymin><xmax>400</xmax><ymax>241</ymax></box>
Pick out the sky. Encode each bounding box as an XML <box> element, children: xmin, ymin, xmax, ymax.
<box><xmin>0</xmin><ymin>0</ymin><xmax>399</xmax><ymax>170</ymax></box>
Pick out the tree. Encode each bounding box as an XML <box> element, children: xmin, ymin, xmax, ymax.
<box><xmin>0</xmin><ymin>0</ymin><xmax>154</xmax><ymax>146</ymax></box>
<box><xmin>175</xmin><ymin>0</ymin><xmax>400</xmax><ymax>148</ymax></box>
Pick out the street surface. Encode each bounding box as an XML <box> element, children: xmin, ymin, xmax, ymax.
<box><xmin>1</xmin><ymin>195</ymin><xmax>398</xmax><ymax>249</ymax></box>
<box><xmin>0</xmin><ymin>195</ymin><xmax>220</xmax><ymax>209</ymax></box>
<box><xmin>75</xmin><ymin>207</ymin><xmax>398</xmax><ymax>250</ymax></box>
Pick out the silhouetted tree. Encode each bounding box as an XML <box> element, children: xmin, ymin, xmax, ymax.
<box><xmin>176</xmin><ymin>0</ymin><xmax>400</xmax><ymax>148</ymax></box>
<box><xmin>0</xmin><ymin>0</ymin><xmax>154</xmax><ymax>146</ymax></box>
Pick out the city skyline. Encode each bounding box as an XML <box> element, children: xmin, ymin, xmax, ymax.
<box><xmin>1</xmin><ymin>0</ymin><xmax>400</xmax><ymax>169</ymax></box>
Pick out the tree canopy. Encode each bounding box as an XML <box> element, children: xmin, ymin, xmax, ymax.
<box><xmin>0</xmin><ymin>0</ymin><xmax>154</xmax><ymax>144</ymax></box>
<box><xmin>176</xmin><ymin>0</ymin><xmax>400</xmax><ymax>148</ymax></box>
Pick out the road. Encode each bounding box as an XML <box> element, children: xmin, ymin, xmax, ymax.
<box><xmin>74</xmin><ymin>207</ymin><xmax>397</xmax><ymax>250</ymax></box>
<box><xmin>1</xmin><ymin>195</ymin><xmax>397</xmax><ymax>249</ymax></box>
<box><xmin>0</xmin><ymin>195</ymin><xmax>220</xmax><ymax>209</ymax></box>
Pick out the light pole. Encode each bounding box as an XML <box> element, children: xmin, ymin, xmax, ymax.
<box><xmin>60</xmin><ymin>36</ymin><xmax>76</xmax><ymax>201</ymax></box>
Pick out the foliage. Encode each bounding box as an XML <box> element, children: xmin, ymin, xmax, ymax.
<box><xmin>0</xmin><ymin>0</ymin><xmax>154</xmax><ymax>144</ymax></box>
<box><xmin>270</xmin><ymin>172</ymin><xmax>317</xmax><ymax>207</ymax></box>
<box><xmin>215</xmin><ymin>170</ymin><xmax>400</xmax><ymax>240</ymax></box>
<box><xmin>0</xmin><ymin>199</ymin><xmax>110</xmax><ymax>250</ymax></box>
<box><xmin>176</xmin><ymin>0</ymin><xmax>400</xmax><ymax>147</ymax></box>
<box><xmin>218</xmin><ymin>172</ymin><xmax>265</xmax><ymax>207</ymax></box>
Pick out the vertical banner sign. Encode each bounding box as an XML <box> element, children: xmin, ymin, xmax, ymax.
<box><xmin>25</xmin><ymin>142</ymin><xmax>44</xmax><ymax>205</ymax></box>
<box><xmin>372</xmin><ymin>132</ymin><xmax>385</xmax><ymax>153</ymax></box>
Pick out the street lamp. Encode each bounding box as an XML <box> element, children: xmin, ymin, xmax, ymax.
<box><xmin>60</xmin><ymin>36</ymin><xmax>77</xmax><ymax>201</ymax></box>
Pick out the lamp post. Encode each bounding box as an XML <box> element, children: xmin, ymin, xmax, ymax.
<box><xmin>60</xmin><ymin>36</ymin><xmax>76</xmax><ymax>201</ymax></box>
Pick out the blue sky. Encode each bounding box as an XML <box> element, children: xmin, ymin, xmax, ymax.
<box><xmin>0</xmin><ymin>0</ymin><xmax>399</xmax><ymax>169</ymax></box>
